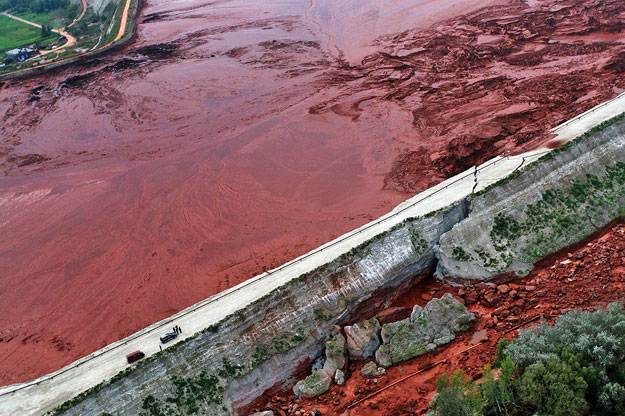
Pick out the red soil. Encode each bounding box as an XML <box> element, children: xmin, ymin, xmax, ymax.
<box><xmin>258</xmin><ymin>221</ymin><xmax>625</xmax><ymax>416</ymax></box>
<box><xmin>0</xmin><ymin>0</ymin><xmax>624</xmax><ymax>385</ymax></box>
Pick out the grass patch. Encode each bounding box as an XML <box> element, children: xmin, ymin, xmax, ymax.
<box><xmin>14</xmin><ymin>10</ymin><xmax>71</xmax><ymax>29</ymax></box>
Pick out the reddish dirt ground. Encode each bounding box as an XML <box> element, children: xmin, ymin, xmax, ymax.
<box><xmin>0</xmin><ymin>0</ymin><xmax>624</xmax><ymax>384</ymax></box>
<box><xmin>254</xmin><ymin>221</ymin><xmax>625</xmax><ymax>416</ymax></box>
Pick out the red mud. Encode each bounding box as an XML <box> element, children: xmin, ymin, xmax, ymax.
<box><xmin>259</xmin><ymin>221</ymin><xmax>625</xmax><ymax>416</ymax></box>
<box><xmin>0</xmin><ymin>0</ymin><xmax>624</xmax><ymax>384</ymax></box>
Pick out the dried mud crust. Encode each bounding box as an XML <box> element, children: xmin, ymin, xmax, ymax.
<box><xmin>312</xmin><ymin>0</ymin><xmax>625</xmax><ymax>193</ymax></box>
<box><xmin>253</xmin><ymin>222</ymin><xmax>625</xmax><ymax>416</ymax></box>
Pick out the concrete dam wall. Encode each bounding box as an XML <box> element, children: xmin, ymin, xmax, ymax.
<box><xmin>49</xmin><ymin>113</ymin><xmax>625</xmax><ymax>416</ymax></box>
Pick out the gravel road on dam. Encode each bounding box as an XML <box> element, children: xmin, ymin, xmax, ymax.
<box><xmin>0</xmin><ymin>0</ymin><xmax>624</xmax><ymax>385</ymax></box>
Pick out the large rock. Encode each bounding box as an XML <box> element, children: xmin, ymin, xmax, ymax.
<box><xmin>420</xmin><ymin>293</ymin><xmax>475</xmax><ymax>344</ymax></box>
<box><xmin>410</xmin><ymin>305</ymin><xmax>423</xmax><ymax>323</ymax></box>
<box><xmin>293</xmin><ymin>370</ymin><xmax>332</xmax><ymax>399</ymax></box>
<box><xmin>360</xmin><ymin>361</ymin><xmax>386</xmax><ymax>377</ymax></box>
<box><xmin>344</xmin><ymin>318</ymin><xmax>381</xmax><ymax>360</ymax></box>
<box><xmin>335</xmin><ymin>369</ymin><xmax>345</xmax><ymax>386</ymax></box>
<box><xmin>322</xmin><ymin>333</ymin><xmax>346</xmax><ymax>376</ymax></box>
<box><xmin>294</xmin><ymin>333</ymin><xmax>345</xmax><ymax>399</ymax></box>
<box><xmin>376</xmin><ymin>293</ymin><xmax>474</xmax><ymax>366</ymax></box>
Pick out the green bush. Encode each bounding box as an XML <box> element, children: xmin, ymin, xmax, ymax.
<box><xmin>517</xmin><ymin>359</ymin><xmax>588</xmax><ymax>416</ymax></box>
<box><xmin>480</xmin><ymin>358</ymin><xmax>517</xmax><ymax>416</ymax></box>
<box><xmin>430</xmin><ymin>303</ymin><xmax>625</xmax><ymax>416</ymax></box>
<box><xmin>428</xmin><ymin>370</ymin><xmax>485</xmax><ymax>416</ymax></box>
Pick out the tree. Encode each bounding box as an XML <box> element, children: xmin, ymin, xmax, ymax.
<box><xmin>41</xmin><ymin>25</ymin><xmax>52</xmax><ymax>37</ymax></box>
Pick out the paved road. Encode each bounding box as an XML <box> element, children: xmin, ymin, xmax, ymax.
<box><xmin>67</xmin><ymin>0</ymin><xmax>88</xmax><ymax>28</ymax></box>
<box><xmin>0</xmin><ymin>92</ymin><xmax>623</xmax><ymax>415</ymax></box>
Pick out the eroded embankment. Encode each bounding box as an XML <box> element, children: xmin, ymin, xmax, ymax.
<box><xmin>52</xmin><ymin>115</ymin><xmax>625</xmax><ymax>415</ymax></box>
<box><xmin>290</xmin><ymin>220</ymin><xmax>625</xmax><ymax>416</ymax></box>
<box><xmin>53</xmin><ymin>201</ymin><xmax>470</xmax><ymax>416</ymax></box>
<box><xmin>437</xmin><ymin>114</ymin><xmax>625</xmax><ymax>281</ymax></box>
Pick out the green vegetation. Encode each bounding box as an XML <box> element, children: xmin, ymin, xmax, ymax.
<box><xmin>0</xmin><ymin>0</ymin><xmax>70</xmax><ymax>13</ymax></box>
<box><xmin>452</xmin><ymin>246</ymin><xmax>473</xmax><ymax>262</ymax></box>
<box><xmin>456</xmin><ymin>113</ymin><xmax>625</xmax><ymax>274</ymax></box>
<box><xmin>0</xmin><ymin>15</ymin><xmax>58</xmax><ymax>52</ymax></box>
<box><xmin>139</xmin><ymin>372</ymin><xmax>224</xmax><ymax>416</ymax></box>
<box><xmin>479</xmin><ymin>160</ymin><xmax>625</xmax><ymax>272</ymax></box>
<box><xmin>429</xmin><ymin>303</ymin><xmax>625</xmax><ymax>416</ymax></box>
<box><xmin>410</xmin><ymin>227</ymin><xmax>429</xmax><ymax>256</ymax></box>
<box><xmin>14</xmin><ymin>10</ymin><xmax>73</xmax><ymax>29</ymax></box>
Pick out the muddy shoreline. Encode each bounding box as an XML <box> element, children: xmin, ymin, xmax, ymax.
<box><xmin>0</xmin><ymin>0</ymin><xmax>624</xmax><ymax>385</ymax></box>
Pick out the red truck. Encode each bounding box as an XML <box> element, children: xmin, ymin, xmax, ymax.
<box><xmin>126</xmin><ymin>350</ymin><xmax>145</xmax><ymax>364</ymax></box>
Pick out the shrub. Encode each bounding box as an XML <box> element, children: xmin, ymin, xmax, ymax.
<box><xmin>505</xmin><ymin>303</ymin><xmax>625</xmax><ymax>371</ymax></box>
<box><xmin>479</xmin><ymin>358</ymin><xmax>517</xmax><ymax>416</ymax></box>
<box><xmin>517</xmin><ymin>358</ymin><xmax>588</xmax><ymax>416</ymax></box>
<box><xmin>428</xmin><ymin>370</ymin><xmax>485</xmax><ymax>416</ymax></box>
<box><xmin>429</xmin><ymin>304</ymin><xmax>625</xmax><ymax>416</ymax></box>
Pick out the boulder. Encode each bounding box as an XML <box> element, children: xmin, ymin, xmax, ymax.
<box><xmin>361</xmin><ymin>361</ymin><xmax>386</xmax><ymax>377</ymax></box>
<box><xmin>421</xmin><ymin>293</ymin><xmax>475</xmax><ymax>334</ymax></box>
<box><xmin>344</xmin><ymin>318</ymin><xmax>381</xmax><ymax>360</ymax></box>
<box><xmin>322</xmin><ymin>333</ymin><xmax>346</xmax><ymax>376</ymax></box>
<box><xmin>335</xmin><ymin>369</ymin><xmax>345</xmax><ymax>386</ymax></box>
<box><xmin>251</xmin><ymin>412</ymin><xmax>274</xmax><ymax>416</ymax></box>
<box><xmin>375</xmin><ymin>344</ymin><xmax>393</xmax><ymax>367</ymax></box>
<box><xmin>377</xmin><ymin>320</ymin><xmax>431</xmax><ymax>366</ymax></box>
<box><xmin>293</xmin><ymin>370</ymin><xmax>332</xmax><ymax>399</ymax></box>
<box><xmin>376</xmin><ymin>293</ymin><xmax>475</xmax><ymax>366</ymax></box>
<box><xmin>377</xmin><ymin>307</ymin><xmax>411</xmax><ymax>324</ymax></box>
<box><xmin>410</xmin><ymin>305</ymin><xmax>423</xmax><ymax>323</ymax></box>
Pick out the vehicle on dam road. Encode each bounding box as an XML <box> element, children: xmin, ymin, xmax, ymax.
<box><xmin>159</xmin><ymin>331</ymin><xmax>178</xmax><ymax>344</ymax></box>
<box><xmin>126</xmin><ymin>350</ymin><xmax>145</xmax><ymax>364</ymax></box>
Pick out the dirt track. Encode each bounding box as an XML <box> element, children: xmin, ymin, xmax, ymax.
<box><xmin>0</xmin><ymin>0</ymin><xmax>624</xmax><ymax>386</ymax></box>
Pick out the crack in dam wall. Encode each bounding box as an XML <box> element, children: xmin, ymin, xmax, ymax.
<box><xmin>437</xmin><ymin>115</ymin><xmax>625</xmax><ymax>282</ymax></box>
<box><xmin>54</xmin><ymin>115</ymin><xmax>625</xmax><ymax>416</ymax></box>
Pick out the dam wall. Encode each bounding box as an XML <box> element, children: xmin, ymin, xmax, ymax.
<box><xmin>437</xmin><ymin>115</ymin><xmax>625</xmax><ymax>281</ymax></box>
<box><xmin>0</xmin><ymin>92</ymin><xmax>621</xmax><ymax>416</ymax></box>
<box><xmin>54</xmin><ymin>202</ymin><xmax>470</xmax><ymax>415</ymax></box>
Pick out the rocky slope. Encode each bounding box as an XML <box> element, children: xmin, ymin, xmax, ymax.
<box><xmin>267</xmin><ymin>220</ymin><xmax>625</xmax><ymax>416</ymax></box>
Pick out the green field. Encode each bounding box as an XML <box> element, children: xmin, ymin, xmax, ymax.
<box><xmin>0</xmin><ymin>15</ymin><xmax>59</xmax><ymax>53</ymax></box>
<box><xmin>14</xmin><ymin>10</ymin><xmax>70</xmax><ymax>29</ymax></box>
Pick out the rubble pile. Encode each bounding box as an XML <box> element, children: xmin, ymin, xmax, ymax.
<box><xmin>253</xmin><ymin>224</ymin><xmax>625</xmax><ymax>415</ymax></box>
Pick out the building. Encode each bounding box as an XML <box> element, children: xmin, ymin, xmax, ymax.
<box><xmin>5</xmin><ymin>47</ymin><xmax>36</xmax><ymax>63</ymax></box>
